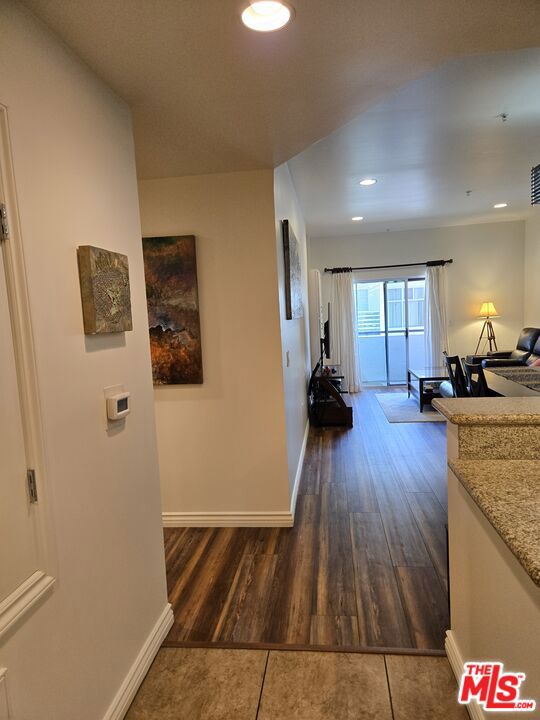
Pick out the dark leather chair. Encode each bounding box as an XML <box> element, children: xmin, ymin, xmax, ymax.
<box><xmin>523</xmin><ymin>335</ymin><xmax>540</xmax><ymax>366</ymax></box>
<box><xmin>468</xmin><ymin>327</ymin><xmax>540</xmax><ymax>368</ymax></box>
<box><xmin>442</xmin><ymin>354</ymin><xmax>469</xmax><ymax>397</ymax></box>
<box><xmin>464</xmin><ymin>362</ymin><xmax>490</xmax><ymax>397</ymax></box>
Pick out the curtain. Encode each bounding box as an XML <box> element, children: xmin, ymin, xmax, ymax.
<box><xmin>330</xmin><ymin>271</ymin><xmax>362</xmax><ymax>393</ymax></box>
<box><xmin>424</xmin><ymin>264</ymin><xmax>449</xmax><ymax>367</ymax></box>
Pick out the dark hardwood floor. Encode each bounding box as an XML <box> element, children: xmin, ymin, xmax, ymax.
<box><xmin>164</xmin><ymin>389</ymin><xmax>449</xmax><ymax>651</ymax></box>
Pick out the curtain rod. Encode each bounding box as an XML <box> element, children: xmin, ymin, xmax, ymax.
<box><xmin>323</xmin><ymin>259</ymin><xmax>453</xmax><ymax>273</ymax></box>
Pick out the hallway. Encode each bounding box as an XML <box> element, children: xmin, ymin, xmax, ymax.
<box><xmin>164</xmin><ymin>390</ymin><xmax>449</xmax><ymax>651</ymax></box>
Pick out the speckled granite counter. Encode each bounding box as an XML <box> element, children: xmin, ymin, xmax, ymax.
<box><xmin>432</xmin><ymin>397</ymin><xmax>540</xmax><ymax>425</ymax></box>
<box><xmin>449</xmin><ymin>459</ymin><xmax>540</xmax><ymax>587</ymax></box>
<box><xmin>432</xmin><ymin>397</ymin><xmax>540</xmax><ymax>460</ymax></box>
<box><xmin>439</xmin><ymin>399</ymin><xmax>540</xmax><ymax>691</ymax></box>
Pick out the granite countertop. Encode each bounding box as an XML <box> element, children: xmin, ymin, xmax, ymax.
<box><xmin>433</xmin><ymin>397</ymin><xmax>540</xmax><ymax>425</ymax></box>
<box><xmin>449</xmin><ymin>459</ymin><xmax>540</xmax><ymax>587</ymax></box>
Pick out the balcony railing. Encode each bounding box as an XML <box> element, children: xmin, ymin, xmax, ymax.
<box><xmin>357</xmin><ymin>310</ymin><xmax>381</xmax><ymax>333</ymax></box>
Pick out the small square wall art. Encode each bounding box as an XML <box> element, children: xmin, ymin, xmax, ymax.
<box><xmin>142</xmin><ymin>235</ymin><xmax>203</xmax><ymax>385</ymax></box>
<box><xmin>77</xmin><ymin>245</ymin><xmax>133</xmax><ymax>334</ymax></box>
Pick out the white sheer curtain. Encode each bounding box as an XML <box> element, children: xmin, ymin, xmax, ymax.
<box><xmin>330</xmin><ymin>271</ymin><xmax>362</xmax><ymax>393</ymax></box>
<box><xmin>424</xmin><ymin>264</ymin><xmax>449</xmax><ymax>367</ymax></box>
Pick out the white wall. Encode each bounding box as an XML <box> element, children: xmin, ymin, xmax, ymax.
<box><xmin>138</xmin><ymin>171</ymin><xmax>292</xmax><ymax>516</ymax></box>
<box><xmin>0</xmin><ymin>3</ymin><xmax>168</xmax><ymax>719</ymax></box>
<box><xmin>524</xmin><ymin>209</ymin><xmax>540</xmax><ymax>328</ymax></box>
<box><xmin>309</xmin><ymin>221</ymin><xmax>525</xmax><ymax>360</ymax></box>
<box><xmin>273</xmin><ymin>163</ymin><xmax>310</xmax><ymax>496</ymax></box>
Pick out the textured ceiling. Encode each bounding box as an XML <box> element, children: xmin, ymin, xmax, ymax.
<box><xmin>20</xmin><ymin>0</ymin><xmax>540</xmax><ymax>179</ymax></box>
<box><xmin>289</xmin><ymin>48</ymin><xmax>540</xmax><ymax>236</ymax></box>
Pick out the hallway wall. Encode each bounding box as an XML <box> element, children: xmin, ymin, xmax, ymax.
<box><xmin>524</xmin><ymin>209</ymin><xmax>540</xmax><ymax>327</ymax></box>
<box><xmin>138</xmin><ymin>171</ymin><xmax>292</xmax><ymax>519</ymax></box>
<box><xmin>0</xmin><ymin>3</ymin><xmax>168</xmax><ymax>718</ymax></box>
<box><xmin>273</xmin><ymin>163</ymin><xmax>310</xmax><ymax>497</ymax></box>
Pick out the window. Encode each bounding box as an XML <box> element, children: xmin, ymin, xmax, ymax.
<box><xmin>387</xmin><ymin>285</ymin><xmax>405</xmax><ymax>330</ymax></box>
<box><xmin>355</xmin><ymin>282</ymin><xmax>384</xmax><ymax>333</ymax></box>
<box><xmin>407</xmin><ymin>280</ymin><xmax>425</xmax><ymax>329</ymax></box>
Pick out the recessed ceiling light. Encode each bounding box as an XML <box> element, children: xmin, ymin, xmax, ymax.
<box><xmin>493</xmin><ymin>203</ymin><xmax>508</xmax><ymax>209</ymax></box>
<box><xmin>241</xmin><ymin>1</ymin><xmax>292</xmax><ymax>32</ymax></box>
<box><xmin>352</xmin><ymin>216</ymin><xmax>364</xmax><ymax>221</ymax></box>
<box><xmin>359</xmin><ymin>178</ymin><xmax>377</xmax><ymax>186</ymax></box>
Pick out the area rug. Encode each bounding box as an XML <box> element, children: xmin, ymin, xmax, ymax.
<box><xmin>375</xmin><ymin>393</ymin><xmax>445</xmax><ymax>423</ymax></box>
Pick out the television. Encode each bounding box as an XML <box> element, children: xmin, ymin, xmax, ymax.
<box><xmin>322</xmin><ymin>303</ymin><xmax>330</xmax><ymax>360</ymax></box>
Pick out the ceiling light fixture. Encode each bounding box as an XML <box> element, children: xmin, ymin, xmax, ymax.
<box><xmin>352</xmin><ymin>216</ymin><xmax>364</xmax><ymax>222</ymax></box>
<box><xmin>241</xmin><ymin>1</ymin><xmax>292</xmax><ymax>32</ymax></box>
<box><xmin>359</xmin><ymin>178</ymin><xmax>377</xmax><ymax>186</ymax></box>
<box><xmin>493</xmin><ymin>203</ymin><xmax>508</xmax><ymax>209</ymax></box>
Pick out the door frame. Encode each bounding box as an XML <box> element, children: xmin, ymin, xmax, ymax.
<box><xmin>0</xmin><ymin>105</ymin><xmax>55</xmax><ymax>639</ymax></box>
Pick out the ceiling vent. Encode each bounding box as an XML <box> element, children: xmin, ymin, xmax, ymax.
<box><xmin>532</xmin><ymin>164</ymin><xmax>540</xmax><ymax>205</ymax></box>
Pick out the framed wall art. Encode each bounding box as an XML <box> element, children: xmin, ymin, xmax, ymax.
<box><xmin>142</xmin><ymin>235</ymin><xmax>203</xmax><ymax>385</ymax></box>
<box><xmin>282</xmin><ymin>219</ymin><xmax>303</xmax><ymax>320</ymax></box>
<box><xmin>77</xmin><ymin>245</ymin><xmax>133</xmax><ymax>334</ymax></box>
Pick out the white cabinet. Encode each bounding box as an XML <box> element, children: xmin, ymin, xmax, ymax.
<box><xmin>446</xmin><ymin>470</ymin><xmax>540</xmax><ymax>719</ymax></box>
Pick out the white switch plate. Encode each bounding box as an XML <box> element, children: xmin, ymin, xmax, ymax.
<box><xmin>0</xmin><ymin>668</ymin><xmax>10</xmax><ymax>719</ymax></box>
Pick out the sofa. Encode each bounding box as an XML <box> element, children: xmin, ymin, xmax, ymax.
<box><xmin>467</xmin><ymin>327</ymin><xmax>540</xmax><ymax>368</ymax></box>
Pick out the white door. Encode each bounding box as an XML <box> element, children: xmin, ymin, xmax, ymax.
<box><xmin>0</xmin><ymin>199</ymin><xmax>40</xmax><ymax>602</ymax></box>
<box><xmin>0</xmin><ymin>109</ymin><xmax>53</xmax><ymax>639</ymax></box>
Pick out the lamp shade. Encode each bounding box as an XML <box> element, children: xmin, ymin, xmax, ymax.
<box><xmin>479</xmin><ymin>302</ymin><xmax>499</xmax><ymax>317</ymax></box>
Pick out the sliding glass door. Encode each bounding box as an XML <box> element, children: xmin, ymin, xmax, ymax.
<box><xmin>406</xmin><ymin>279</ymin><xmax>427</xmax><ymax>377</ymax></box>
<box><xmin>355</xmin><ymin>278</ymin><xmax>426</xmax><ymax>386</ymax></box>
<box><xmin>386</xmin><ymin>280</ymin><xmax>408</xmax><ymax>384</ymax></box>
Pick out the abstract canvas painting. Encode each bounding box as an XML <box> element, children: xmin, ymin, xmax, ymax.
<box><xmin>282</xmin><ymin>219</ymin><xmax>303</xmax><ymax>320</ymax></box>
<box><xmin>77</xmin><ymin>245</ymin><xmax>133</xmax><ymax>334</ymax></box>
<box><xmin>142</xmin><ymin>235</ymin><xmax>203</xmax><ymax>385</ymax></box>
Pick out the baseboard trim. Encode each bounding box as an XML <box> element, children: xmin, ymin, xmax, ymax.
<box><xmin>162</xmin><ymin>422</ymin><xmax>309</xmax><ymax>529</ymax></box>
<box><xmin>162</xmin><ymin>511</ymin><xmax>294</xmax><ymax>527</ymax></box>
<box><xmin>290</xmin><ymin>421</ymin><xmax>309</xmax><ymax>521</ymax></box>
<box><xmin>103</xmin><ymin>603</ymin><xmax>173</xmax><ymax>720</ymax></box>
<box><xmin>445</xmin><ymin>631</ymin><xmax>485</xmax><ymax>720</ymax></box>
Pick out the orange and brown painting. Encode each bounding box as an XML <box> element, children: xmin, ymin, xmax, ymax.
<box><xmin>142</xmin><ymin>235</ymin><xmax>203</xmax><ymax>384</ymax></box>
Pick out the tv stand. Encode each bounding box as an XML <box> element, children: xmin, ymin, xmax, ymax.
<box><xmin>308</xmin><ymin>370</ymin><xmax>353</xmax><ymax>428</ymax></box>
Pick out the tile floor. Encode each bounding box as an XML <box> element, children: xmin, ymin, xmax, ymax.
<box><xmin>126</xmin><ymin>648</ymin><xmax>468</xmax><ymax>719</ymax></box>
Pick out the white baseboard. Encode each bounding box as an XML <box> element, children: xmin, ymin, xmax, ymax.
<box><xmin>103</xmin><ymin>603</ymin><xmax>173</xmax><ymax>720</ymax></box>
<box><xmin>162</xmin><ymin>511</ymin><xmax>293</xmax><ymax>527</ymax></box>
<box><xmin>445</xmin><ymin>631</ymin><xmax>485</xmax><ymax>720</ymax></box>
<box><xmin>162</xmin><ymin>422</ymin><xmax>309</xmax><ymax>529</ymax></box>
<box><xmin>290</xmin><ymin>421</ymin><xmax>309</xmax><ymax>521</ymax></box>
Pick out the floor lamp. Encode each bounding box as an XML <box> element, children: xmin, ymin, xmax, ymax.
<box><xmin>474</xmin><ymin>302</ymin><xmax>499</xmax><ymax>354</ymax></box>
